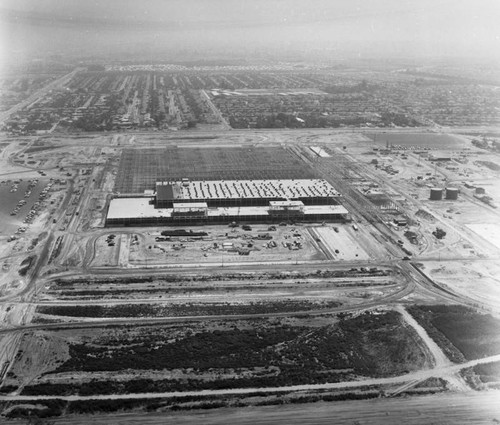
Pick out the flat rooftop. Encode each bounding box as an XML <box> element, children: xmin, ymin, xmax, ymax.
<box><xmin>269</xmin><ymin>200</ymin><xmax>305</xmax><ymax>207</ymax></box>
<box><xmin>173</xmin><ymin>202</ymin><xmax>209</xmax><ymax>209</ymax></box>
<box><xmin>107</xmin><ymin>197</ymin><xmax>348</xmax><ymax>221</ymax></box>
<box><xmin>156</xmin><ymin>179</ymin><xmax>340</xmax><ymax>201</ymax></box>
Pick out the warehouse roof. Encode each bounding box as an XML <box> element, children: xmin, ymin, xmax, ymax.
<box><xmin>173</xmin><ymin>202</ymin><xmax>208</xmax><ymax>209</ymax></box>
<box><xmin>156</xmin><ymin>179</ymin><xmax>340</xmax><ymax>201</ymax></box>
<box><xmin>107</xmin><ymin>198</ymin><xmax>348</xmax><ymax>220</ymax></box>
<box><xmin>269</xmin><ymin>200</ymin><xmax>304</xmax><ymax>207</ymax></box>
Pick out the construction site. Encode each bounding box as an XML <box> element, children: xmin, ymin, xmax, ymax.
<box><xmin>1</xmin><ymin>123</ymin><xmax>500</xmax><ymax>421</ymax></box>
<box><xmin>107</xmin><ymin>179</ymin><xmax>348</xmax><ymax>226</ymax></box>
<box><xmin>1</xmin><ymin>0</ymin><xmax>499</xmax><ymax>418</ymax></box>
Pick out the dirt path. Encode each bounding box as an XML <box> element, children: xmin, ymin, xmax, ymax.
<box><xmin>2</xmin><ymin>353</ymin><xmax>500</xmax><ymax>402</ymax></box>
<box><xmin>395</xmin><ymin>305</ymin><xmax>469</xmax><ymax>391</ymax></box>
<box><xmin>0</xmin><ymin>331</ymin><xmax>23</xmax><ymax>384</ymax></box>
<box><xmin>396</xmin><ymin>305</ymin><xmax>450</xmax><ymax>368</ymax></box>
<box><xmin>0</xmin><ymin>282</ymin><xmax>414</xmax><ymax>335</ymax></box>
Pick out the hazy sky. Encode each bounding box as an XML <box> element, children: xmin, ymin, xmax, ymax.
<box><xmin>1</xmin><ymin>0</ymin><xmax>499</xmax><ymax>65</ymax></box>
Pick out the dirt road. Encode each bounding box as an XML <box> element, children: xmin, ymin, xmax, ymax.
<box><xmin>2</xmin><ymin>353</ymin><xmax>500</xmax><ymax>402</ymax></box>
<box><xmin>0</xmin><ymin>281</ymin><xmax>414</xmax><ymax>335</ymax></box>
<box><xmin>396</xmin><ymin>305</ymin><xmax>451</xmax><ymax>368</ymax></box>
<box><xmin>395</xmin><ymin>305</ymin><xmax>469</xmax><ymax>392</ymax></box>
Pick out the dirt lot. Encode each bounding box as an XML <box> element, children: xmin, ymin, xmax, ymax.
<box><xmin>465</xmin><ymin>223</ymin><xmax>500</xmax><ymax>250</ymax></box>
<box><xmin>127</xmin><ymin>224</ymin><xmax>325</xmax><ymax>266</ymax></box>
<box><xmin>422</xmin><ymin>260</ymin><xmax>500</xmax><ymax>309</ymax></box>
<box><xmin>90</xmin><ymin>234</ymin><xmax>122</xmax><ymax>267</ymax></box>
<box><xmin>312</xmin><ymin>226</ymin><xmax>371</xmax><ymax>260</ymax></box>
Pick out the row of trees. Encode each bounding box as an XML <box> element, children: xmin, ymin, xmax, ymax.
<box><xmin>230</xmin><ymin>111</ymin><xmax>420</xmax><ymax>129</ymax></box>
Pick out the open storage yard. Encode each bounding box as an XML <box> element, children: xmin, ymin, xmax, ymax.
<box><xmin>130</xmin><ymin>224</ymin><xmax>328</xmax><ymax>265</ymax></box>
<box><xmin>74</xmin><ymin>222</ymin><xmax>379</xmax><ymax>267</ymax></box>
<box><xmin>129</xmin><ymin>224</ymin><xmax>323</xmax><ymax>265</ymax></box>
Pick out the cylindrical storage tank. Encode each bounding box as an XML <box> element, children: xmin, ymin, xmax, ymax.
<box><xmin>475</xmin><ymin>187</ymin><xmax>485</xmax><ymax>195</ymax></box>
<box><xmin>445</xmin><ymin>187</ymin><xmax>459</xmax><ymax>200</ymax></box>
<box><xmin>430</xmin><ymin>188</ymin><xmax>443</xmax><ymax>200</ymax></box>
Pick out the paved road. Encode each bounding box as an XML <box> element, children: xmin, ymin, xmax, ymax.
<box><xmin>19</xmin><ymin>124</ymin><xmax>500</xmax><ymax>139</ymax></box>
<box><xmin>200</xmin><ymin>90</ymin><xmax>231</xmax><ymax>129</ymax></box>
<box><xmin>0</xmin><ymin>68</ymin><xmax>83</xmax><ymax>125</ymax></box>
<box><xmin>47</xmin><ymin>390</ymin><xmax>500</xmax><ymax>424</ymax></box>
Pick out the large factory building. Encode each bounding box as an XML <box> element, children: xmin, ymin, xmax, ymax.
<box><xmin>106</xmin><ymin>179</ymin><xmax>349</xmax><ymax>226</ymax></box>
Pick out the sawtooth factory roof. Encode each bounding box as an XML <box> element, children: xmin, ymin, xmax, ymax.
<box><xmin>156</xmin><ymin>179</ymin><xmax>340</xmax><ymax>201</ymax></box>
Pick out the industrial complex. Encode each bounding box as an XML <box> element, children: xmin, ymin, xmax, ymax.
<box><xmin>1</xmin><ymin>0</ymin><xmax>500</xmax><ymax>419</ymax></box>
<box><xmin>1</xmin><ymin>61</ymin><xmax>500</xmax><ymax>423</ymax></box>
<box><xmin>107</xmin><ymin>178</ymin><xmax>348</xmax><ymax>226</ymax></box>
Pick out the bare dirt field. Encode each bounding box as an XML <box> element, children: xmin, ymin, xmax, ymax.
<box><xmin>422</xmin><ymin>260</ymin><xmax>500</xmax><ymax>309</ymax></box>
<box><xmin>127</xmin><ymin>224</ymin><xmax>326</xmax><ymax>266</ymax></box>
<box><xmin>312</xmin><ymin>226</ymin><xmax>371</xmax><ymax>260</ymax></box>
<box><xmin>90</xmin><ymin>234</ymin><xmax>122</xmax><ymax>267</ymax></box>
<box><xmin>465</xmin><ymin>223</ymin><xmax>500</xmax><ymax>251</ymax></box>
